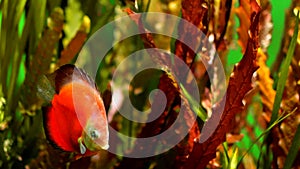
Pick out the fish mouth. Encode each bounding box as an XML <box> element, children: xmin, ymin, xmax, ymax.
<box><xmin>91</xmin><ymin>139</ymin><xmax>109</xmax><ymax>151</ymax></box>
<box><xmin>101</xmin><ymin>144</ymin><xmax>109</xmax><ymax>150</ymax></box>
<box><xmin>81</xmin><ymin>134</ymin><xmax>110</xmax><ymax>152</ymax></box>
<box><xmin>78</xmin><ymin>136</ymin><xmax>109</xmax><ymax>155</ymax></box>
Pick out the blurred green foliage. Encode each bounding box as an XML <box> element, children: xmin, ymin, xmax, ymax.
<box><xmin>0</xmin><ymin>0</ymin><xmax>116</xmax><ymax>168</ymax></box>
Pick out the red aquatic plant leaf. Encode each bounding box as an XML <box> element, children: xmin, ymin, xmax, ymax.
<box><xmin>123</xmin><ymin>8</ymin><xmax>171</xmax><ymax>68</ymax></box>
<box><xmin>115</xmin><ymin>73</ymin><xmax>182</xmax><ymax>169</ymax></box>
<box><xmin>174</xmin><ymin>0</ymin><xmax>208</xmax><ymax>66</ymax></box>
<box><xmin>124</xmin><ymin>8</ymin><xmax>198</xmax><ymax>130</ymax></box>
<box><xmin>58</xmin><ymin>16</ymin><xmax>90</xmax><ymax>66</ymax></box>
<box><xmin>208</xmin><ymin>0</ymin><xmax>233</xmax><ymax>49</ymax></box>
<box><xmin>114</xmin><ymin>9</ymin><xmax>200</xmax><ymax>169</ymax></box>
<box><xmin>183</xmin><ymin>2</ymin><xmax>260</xmax><ymax>168</ymax></box>
<box><xmin>174</xmin><ymin>0</ymin><xmax>208</xmax><ymax>164</ymax></box>
<box><xmin>236</xmin><ymin>0</ymin><xmax>260</xmax><ymax>53</ymax></box>
<box><xmin>258</xmin><ymin>0</ymin><xmax>273</xmax><ymax>52</ymax></box>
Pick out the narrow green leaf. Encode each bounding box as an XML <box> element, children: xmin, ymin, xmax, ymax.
<box><xmin>230</xmin><ymin>147</ymin><xmax>239</xmax><ymax>169</ymax></box>
<box><xmin>237</xmin><ymin>108</ymin><xmax>297</xmax><ymax>167</ymax></box>
<box><xmin>283</xmin><ymin>124</ymin><xmax>300</xmax><ymax>169</ymax></box>
<box><xmin>5</xmin><ymin>0</ymin><xmax>27</xmax><ymax>117</ymax></box>
<box><xmin>0</xmin><ymin>0</ymin><xmax>9</xmax><ymax>94</ymax></box>
<box><xmin>34</xmin><ymin>0</ymin><xmax>46</xmax><ymax>36</ymax></box>
<box><xmin>13</xmin><ymin>0</ymin><xmax>27</xmax><ymax>35</ymax></box>
<box><xmin>222</xmin><ymin>142</ymin><xmax>230</xmax><ymax>168</ymax></box>
<box><xmin>18</xmin><ymin>12</ymin><xmax>25</xmax><ymax>36</ymax></box>
<box><xmin>90</xmin><ymin>5</ymin><xmax>115</xmax><ymax>35</ymax></box>
<box><xmin>180</xmin><ymin>84</ymin><xmax>207</xmax><ymax>121</ymax></box>
<box><xmin>269</xmin><ymin>12</ymin><xmax>299</xmax><ymax>124</ymax></box>
<box><xmin>28</xmin><ymin>0</ymin><xmax>46</xmax><ymax>54</ymax></box>
<box><xmin>145</xmin><ymin>0</ymin><xmax>151</xmax><ymax>12</ymax></box>
<box><xmin>19</xmin><ymin>0</ymin><xmax>35</xmax><ymax>53</ymax></box>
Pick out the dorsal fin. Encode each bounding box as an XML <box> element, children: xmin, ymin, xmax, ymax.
<box><xmin>51</xmin><ymin>64</ymin><xmax>97</xmax><ymax>93</ymax></box>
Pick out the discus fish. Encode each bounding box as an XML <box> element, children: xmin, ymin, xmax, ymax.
<box><xmin>43</xmin><ymin>64</ymin><xmax>109</xmax><ymax>157</ymax></box>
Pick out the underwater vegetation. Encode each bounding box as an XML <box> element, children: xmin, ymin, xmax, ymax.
<box><xmin>0</xmin><ymin>0</ymin><xmax>300</xmax><ymax>168</ymax></box>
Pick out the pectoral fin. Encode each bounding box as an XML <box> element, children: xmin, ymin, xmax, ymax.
<box><xmin>78</xmin><ymin>137</ymin><xmax>86</xmax><ymax>155</ymax></box>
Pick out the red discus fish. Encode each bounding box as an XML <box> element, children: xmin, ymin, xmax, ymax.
<box><xmin>43</xmin><ymin>64</ymin><xmax>109</xmax><ymax>157</ymax></box>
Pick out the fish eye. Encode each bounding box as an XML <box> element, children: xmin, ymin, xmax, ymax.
<box><xmin>90</xmin><ymin>129</ymin><xmax>100</xmax><ymax>139</ymax></box>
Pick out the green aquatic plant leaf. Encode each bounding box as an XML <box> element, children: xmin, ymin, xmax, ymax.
<box><xmin>237</xmin><ymin>108</ymin><xmax>297</xmax><ymax>167</ymax></box>
<box><xmin>180</xmin><ymin>83</ymin><xmax>207</xmax><ymax>121</ymax></box>
<box><xmin>269</xmin><ymin>11</ymin><xmax>299</xmax><ymax>125</ymax></box>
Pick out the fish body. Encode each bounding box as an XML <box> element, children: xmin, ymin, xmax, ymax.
<box><xmin>43</xmin><ymin>64</ymin><xmax>109</xmax><ymax>157</ymax></box>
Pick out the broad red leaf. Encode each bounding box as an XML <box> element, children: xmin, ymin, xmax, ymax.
<box><xmin>173</xmin><ymin>0</ymin><xmax>209</xmax><ymax>165</ymax></box>
<box><xmin>59</xmin><ymin>16</ymin><xmax>90</xmax><ymax>66</ymax></box>
<box><xmin>175</xmin><ymin>0</ymin><xmax>208</xmax><ymax>66</ymax></box>
<box><xmin>213</xmin><ymin>0</ymin><xmax>233</xmax><ymax>49</ymax></box>
<box><xmin>258</xmin><ymin>1</ymin><xmax>273</xmax><ymax>52</ymax></box>
<box><xmin>183</xmin><ymin>2</ymin><xmax>260</xmax><ymax>168</ymax></box>
<box><xmin>236</xmin><ymin>0</ymin><xmax>260</xmax><ymax>53</ymax></box>
<box><xmin>115</xmin><ymin>8</ymin><xmax>202</xmax><ymax>169</ymax></box>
